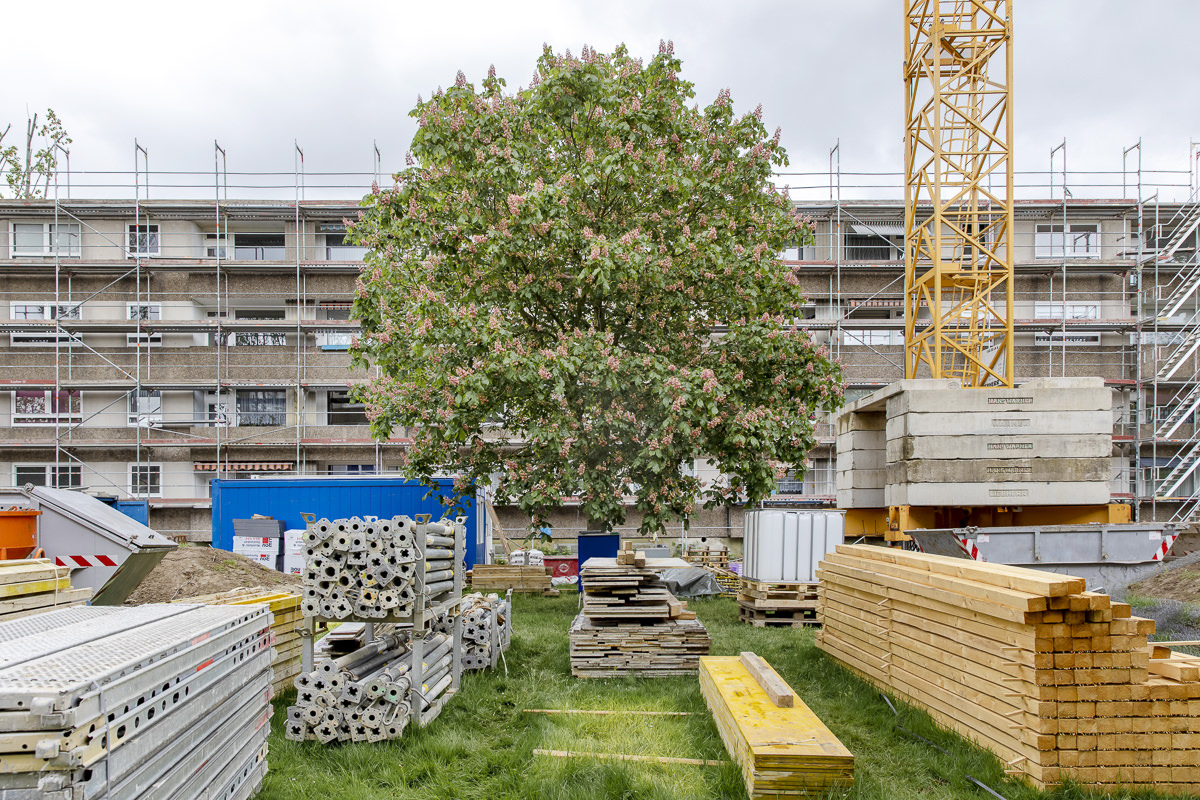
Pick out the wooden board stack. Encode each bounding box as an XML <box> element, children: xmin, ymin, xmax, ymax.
<box><xmin>0</xmin><ymin>558</ymin><xmax>91</xmax><ymax>622</ymax></box>
<box><xmin>738</xmin><ymin>579</ymin><xmax>820</xmax><ymax>628</ymax></box>
<box><xmin>569</xmin><ymin>557</ymin><xmax>711</xmax><ymax>678</ymax></box>
<box><xmin>175</xmin><ymin>587</ymin><xmax>306</xmax><ymax>695</ymax></box>
<box><xmin>816</xmin><ymin>543</ymin><xmax>1200</xmax><ymax>794</ymax></box>
<box><xmin>469</xmin><ymin>564</ymin><xmax>559</xmax><ymax>595</ymax></box>
<box><xmin>700</xmin><ymin>653</ymin><xmax>854</xmax><ymax>797</ymax></box>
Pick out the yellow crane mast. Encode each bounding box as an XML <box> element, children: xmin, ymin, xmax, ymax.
<box><xmin>903</xmin><ymin>0</ymin><xmax>1015</xmax><ymax>388</ymax></box>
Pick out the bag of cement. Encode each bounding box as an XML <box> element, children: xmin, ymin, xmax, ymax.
<box><xmin>656</xmin><ymin>567</ymin><xmax>722</xmax><ymax>598</ymax></box>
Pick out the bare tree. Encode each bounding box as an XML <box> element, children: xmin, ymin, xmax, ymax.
<box><xmin>0</xmin><ymin>109</ymin><xmax>71</xmax><ymax>199</ymax></box>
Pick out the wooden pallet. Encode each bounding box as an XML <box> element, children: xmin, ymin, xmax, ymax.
<box><xmin>685</xmin><ymin>550</ymin><xmax>730</xmax><ymax>569</ymax></box>
<box><xmin>700</xmin><ymin>654</ymin><xmax>853</xmax><ymax>797</ymax></box>
<box><xmin>738</xmin><ymin>603</ymin><xmax>820</xmax><ymax>628</ymax></box>
<box><xmin>815</xmin><ymin>543</ymin><xmax>1200</xmax><ymax>793</ymax></box>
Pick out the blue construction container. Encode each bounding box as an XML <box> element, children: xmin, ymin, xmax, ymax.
<box><xmin>94</xmin><ymin>496</ymin><xmax>150</xmax><ymax>526</ymax></box>
<box><xmin>211</xmin><ymin>477</ymin><xmax>486</xmax><ymax>568</ymax></box>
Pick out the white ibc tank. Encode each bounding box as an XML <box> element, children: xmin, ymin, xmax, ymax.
<box><xmin>743</xmin><ymin>509</ymin><xmax>845</xmax><ymax>583</ymax></box>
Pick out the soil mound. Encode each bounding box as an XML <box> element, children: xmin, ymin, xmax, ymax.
<box><xmin>125</xmin><ymin>543</ymin><xmax>301</xmax><ymax>604</ymax></box>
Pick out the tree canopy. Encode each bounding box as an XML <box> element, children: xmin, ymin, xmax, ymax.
<box><xmin>349</xmin><ymin>43</ymin><xmax>843</xmax><ymax>533</ymax></box>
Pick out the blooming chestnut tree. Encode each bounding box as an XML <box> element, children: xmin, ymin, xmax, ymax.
<box><xmin>349</xmin><ymin>43</ymin><xmax>843</xmax><ymax>534</ymax></box>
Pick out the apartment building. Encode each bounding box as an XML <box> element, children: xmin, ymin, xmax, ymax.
<box><xmin>1</xmin><ymin>181</ymin><xmax>1196</xmax><ymax>540</ymax></box>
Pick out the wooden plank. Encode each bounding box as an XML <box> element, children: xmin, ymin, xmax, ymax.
<box><xmin>836</xmin><ymin>544</ymin><xmax>1086</xmax><ymax>597</ymax></box>
<box><xmin>739</xmin><ymin>652</ymin><xmax>794</xmax><ymax>708</ymax></box>
<box><xmin>533</xmin><ymin>749</ymin><xmax>727</xmax><ymax>767</ymax></box>
<box><xmin>523</xmin><ymin>709</ymin><xmax>693</xmax><ymax>716</ymax></box>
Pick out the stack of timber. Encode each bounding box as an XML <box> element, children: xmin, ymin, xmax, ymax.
<box><xmin>569</xmin><ymin>557</ymin><xmax>711</xmax><ymax>678</ymax></box>
<box><xmin>287</xmin><ymin>629</ymin><xmax>455</xmax><ymax>743</ymax></box>
<box><xmin>460</xmin><ymin>591</ymin><xmax>512</xmax><ymax>670</ymax></box>
<box><xmin>469</xmin><ymin>564</ymin><xmax>558</xmax><ymax>595</ymax></box>
<box><xmin>700</xmin><ymin>653</ymin><xmax>854</xmax><ymax>797</ymax></box>
<box><xmin>816</xmin><ymin>543</ymin><xmax>1200</xmax><ymax>794</ymax></box>
<box><xmin>175</xmin><ymin>586</ymin><xmax>307</xmax><ymax>695</ymax></box>
<box><xmin>704</xmin><ymin>565</ymin><xmax>741</xmax><ymax>598</ymax></box>
<box><xmin>0</xmin><ymin>604</ymin><xmax>272</xmax><ymax>799</ymax></box>
<box><xmin>738</xmin><ymin>579</ymin><xmax>820</xmax><ymax>628</ymax></box>
<box><xmin>0</xmin><ymin>558</ymin><xmax>91</xmax><ymax>622</ymax></box>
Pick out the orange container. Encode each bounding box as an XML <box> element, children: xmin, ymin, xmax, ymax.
<box><xmin>0</xmin><ymin>509</ymin><xmax>41</xmax><ymax>561</ymax></box>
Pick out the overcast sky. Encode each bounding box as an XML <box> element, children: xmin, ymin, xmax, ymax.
<box><xmin>3</xmin><ymin>0</ymin><xmax>1197</xmax><ymax>201</ymax></box>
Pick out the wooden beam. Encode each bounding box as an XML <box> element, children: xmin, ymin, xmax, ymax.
<box><xmin>738</xmin><ymin>652</ymin><xmax>795</xmax><ymax>708</ymax></box>
<box><xmin>523</xmin><ymin>709</ymin><xmax>692</xmax><ymax>717</ymax></box>
<box><xmin>533</xmin><ymin>749</ymin><xmax>726</xmax><ymax>767</ymax></box>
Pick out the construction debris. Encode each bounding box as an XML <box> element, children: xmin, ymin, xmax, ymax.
<box><xmin>0</xmin><ymin>604</ymin><xmax>272</xmax><ymax>799</ymax></box>
<box><xmin>0</xmin><ymin>558</ymin><xmax>91</xmax><ymax>623</ymax></box>
<box><xmin>469</xmin><ymin>564</ymin><xmax>558</xmax><ymax>595</ymax></box>
<box><xmin>301</xmin><ymin>515</ymin><xmax>457</xmax><ymax>619</ymax></box>
<box><xmin>174</xmin><ymin>586</ymin><xmax>309</xmax><ymax>694</ymax></box>
<box><xmin>700</xmin><ymin>653</ymin><xmax>854</xmax><ymax>797</ymax></box>
<box><xmin>816</xmin><ymin>543</ymin><xmax>1200</xmax><ymax>794</ymax></box>
<box><xmin>460</xmin><ymin>591</ymin><xmax>511</xmax><ymax>671</ymax></box>
<box><xmin>569</xmin><ymin>557</ymin><xmax>711</xmax><ymax>678</ymax></box>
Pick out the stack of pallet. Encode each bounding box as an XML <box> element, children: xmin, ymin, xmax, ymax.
<box><xmin>469</xmin><ymin>564</ymin><xmax>558</xmax><ymax>595</ymax></box>
<box><xmin>176</xmin><ymin>587</ymin><xmax>306</xmax><ymax>694</ymax></box>
<box><xmin>684</xmin><ymin>544</ymin><xmax>730</xmax><ymax>569</ymax></box>
<box><xmin>816</xmin><ymin>543</ymin><xmax>1200</xmax><ymax>794</ymax></box>
<box><xmin>0</xmin><ymin>558</ymin><xmax>91</xmax><ymax>622</ymax></box>
<box><xmin>569</xmin><ymin>557</ymin><xmax>711</xmax><ymax>678</ymax></box>
<box><xmin>738</xmin><ymin>578</ymin><xmax>819</xmax><ymax>628</ymax></box>
<box><xmin>0</xmin><ymin>604</ymin><xmax>272</xmax><ymax>799</ymax></box>
<box><xmin>700</xmin><ymin>653</ymin><xmax>854</xmax><ymax>797</ymax></box>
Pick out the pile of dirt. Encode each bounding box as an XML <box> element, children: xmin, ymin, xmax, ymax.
<box><xmin>1127</xmin><ymin>567</ymin><xmax>1200</xmax><ymax>605</ymax></box>
<box><xmin>125</xmin><ymin>543</ymin><xmax>301</xmax><ymax>604</ymax></box>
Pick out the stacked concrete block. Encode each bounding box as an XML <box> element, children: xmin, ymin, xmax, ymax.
<box><xmin>834</xmin><ymin>411</ymin><xmax>886</xmax><ymax>509</ymax></box>
<box><xmin>835</xmin><ymin>377</ymin><xmax>1113</xmax><ymax>509</ymax></box>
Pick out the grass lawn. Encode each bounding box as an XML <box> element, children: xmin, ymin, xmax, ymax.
<box><xmin>261</xmin><ymin>593</ymin><xmax>1188</xmax><ymax>800</ymax></box>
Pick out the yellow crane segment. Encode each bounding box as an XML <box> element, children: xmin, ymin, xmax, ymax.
<box><xmin>903</xmin><ymin>0</ymin><xmax>1015</xmax><ymax>388</ymax></box>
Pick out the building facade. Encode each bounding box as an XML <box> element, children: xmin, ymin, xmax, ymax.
<box><xmin>0</xmin><ymin>185</ymin><xmax>1196</xmax><ymax>541</ymax></box>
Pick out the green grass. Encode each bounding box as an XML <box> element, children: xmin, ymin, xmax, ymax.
<box><xmin>261</xmin><ymin>595</ymin><xmax>1192</xmax><ymax>800</ymax></box>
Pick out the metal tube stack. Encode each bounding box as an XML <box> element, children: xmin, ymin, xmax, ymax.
<box><xmin>287</xmin><ymin>630</ymin><xmax>455</xmax><ymax>743</ymax></box>
<box><xmin>459</xmin><ymin>592</ymin><xmax>511</xmax><ymax>671</ymax></box>
<box><xmin>291</xmin><ymin>514</ymin><xmax>466</xmax><ymax>744</ymax></box>
<box><xmin>0</xmin><ymin>604</ymin><xmax>272</xmax><ymax>800</ymax></box>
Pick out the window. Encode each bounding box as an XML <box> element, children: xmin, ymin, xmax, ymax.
<box><xmin>232</xmin><ymin>309</ymin><xmax>286</xmax><ymax>346</ymax></box>
<box><xmin>126</xmin><ymin>302</ymin><xmax>162</xmax><ymax>346</ymax></box>
<box><xmin>844</xmin><ymin>234</ymin><xmax>900</xmax><ymax>261</ymax></box>
<box><xmin>327</xmin><ymin>391</ymin><xmax>369</xmax><ymax>425</ymax></box>
<box><xmin>236</xmin><ymin>390</ymin><xmax>286</xmax><ymax>426</ymax></box>
<box><xmin>13</xmin><ymin>389</ymin><xmax>82</xmax><ymax>425</ymax></box>
<box><xmin>233</xmin><ymin>233</ymin><xmax>285</xmax><ymax>261</ymax></box>
<box><xmin>1035</xmin><ymin>223</ymin><xmax>1101</xmax><ymax>259</ymax></box>
<box><xmin>128</xmin><ymin>389</ymin><xmax>162</xmax><ymax>427</ymax></box>
<box><xmin>204</xmin><ymin>233</ymin><xmax>229</xmax><ymax>258</ymax></box>
<box><xmin>317</xmin><ymin>302</ymin><xmax>354</xmax><ymax>350</ymax></box>
<box><xmin>14</xmin><ymin>464</ymin><xmax>82</xmax><ymax>489</ymax></box>
<box><xmin>328</xmin><ymin>464</ymin><xmax>376</xmax><ymax>476</ymax></box>
<box><xmin>128</xmin><ymin>224</ymin><xmax>160</xmax><ymax>256</ymax></box>
<box><xmin>325</xmin><ymin>233</ymin><xmax>368</xmax><ymax>261</ymax></box>
<box><xmin>1034</xmin><ymin>302</ymin><xmax>1100</xmax><ymax>320</ymax></box>
<box><xmin>11</xmin><ymin>222</ymin><xmax>80</xmax><ymax>257</ymax></box>
<box><xmin>10</xmin><ymin>301</ymin><xmax>81</xmax><ymax>347</ymax></box>
<box><xmin>129</xmin><ymin>464</ymin><xmax>162</xmax><ymax>497</ymax></box>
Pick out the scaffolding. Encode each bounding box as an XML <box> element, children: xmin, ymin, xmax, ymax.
<box><xmin>2</xmin><ymin>146</ymin><xmax>1200</xmax><ymax>536</ymax></box>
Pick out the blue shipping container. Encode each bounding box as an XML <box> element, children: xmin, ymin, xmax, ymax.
<box><xmin>211</xmin><ymin>477</ymin><xmax>485</xmax><ymax>568</ymax></box>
